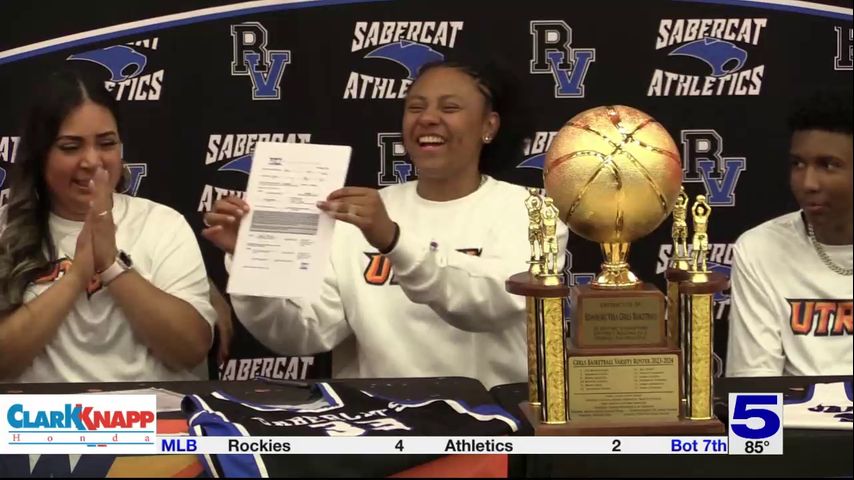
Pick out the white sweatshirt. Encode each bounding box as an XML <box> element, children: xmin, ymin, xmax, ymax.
<box><xmin>231</xmin><ymin>177</ymin><xmax>568</xmax><ymax>388</ymax></box>
<box><xmin>727</xmin><ymin>211</ymin><xmax>853</xmax><ymax>377</ymax></box>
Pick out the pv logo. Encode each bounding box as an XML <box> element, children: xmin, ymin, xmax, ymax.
<box><xmin>377</xmin><ymin>133</ymin><xmax>417</xmax><ymax>186</ymax></box>
<box><xmin>681</xmin><ymin>129</ymin><xmax>746</xmax><ymax>207</ymax></box>
<box><xmin>835</xmin><ymin>26</ymin><xmax>853</xmax><ymax>71</ymax></box>
<box><xmin>120</xmin><ymin>163</ymin><xmax>148</xmax><ymax>196</ymax></box>
<box><xmin>231</xmin><ymin>22</ymin><xmax>291</xmax><ymax>100</ymax></box>
<box><xmin>530</xmin><ymin>21</ymin><xmax>596</xmax><ymax>98</ymax></box>
<box><xmin>0</xmin><ymin>135</ymin><xmax>20</xmax><ymax>207</ymax></box>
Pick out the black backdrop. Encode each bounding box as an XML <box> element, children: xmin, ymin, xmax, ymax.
<box><xmin>1</xmin><ymin>0</ymin><xmax>851</xmax><ymax>380</ymax></box>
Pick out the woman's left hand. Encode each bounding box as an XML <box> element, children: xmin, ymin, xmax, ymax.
<box><xmin>317</xmin><ymin>187</ymin><xmax>397</xmax><ymax>251</ymax></box>
<box><xmin>87</xmin><ymin>167</ymin><xmax>119</xmax><ymax>273</ymax></box>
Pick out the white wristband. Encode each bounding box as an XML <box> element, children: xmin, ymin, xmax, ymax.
<box><xmin>99</xmin><ymin>251</ymin><xmax>133</xmax><ymax>286</ymax></box>
<box><xmin>99</xmin><ymin>261</ymin><xmax>126</xmax><ymax>286</ymax></box>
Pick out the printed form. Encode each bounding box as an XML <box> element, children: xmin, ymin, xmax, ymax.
<box><xmin>227</xmin><ymin>141</ymin><xmax>351</xmax><ymax>298</ymax></box>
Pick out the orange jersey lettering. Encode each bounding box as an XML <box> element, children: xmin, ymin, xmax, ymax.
<box><xmin>363</xmin><ymin>248</ymin><xmax>482</xmax><ymax>285</ymax></box>
<box><xmin>788</xmin><ymin>299</ymin><xmax>853</xmax><ymax>336</ymax></box>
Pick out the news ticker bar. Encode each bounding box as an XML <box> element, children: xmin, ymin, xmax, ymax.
<box><xmin>4</xmin><ymin>436</ymin><xmax>782</xmax><ymax>455</ymax></box>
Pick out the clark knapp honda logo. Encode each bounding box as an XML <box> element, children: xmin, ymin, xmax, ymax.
<box><xmin>648</xmin><ymin>18</ymin><xmax>767</xmax><ymax>96</ymax></box>
<box><xmin>529</xmin><ymin>21</ymin><xmax>596</xmax><ymax>98</ymax></box>
<box><xmin>67</xmin><ymin>38</ymin><xmax>165</xmax><ymax>101</ymax></box>
<box><xmin>231</xmin><ymin>22</ymin><xmax>291</xmax><ymax>100</ymax></box>
<box><xmin>199</xmin><ymin>132</ymin><xmax>311</xmax><ymax>212</ymax></box>
<box><xmin>345</xmin><ymin>21</ymin><xmax>464</xmax><ymax>99</ymax></box>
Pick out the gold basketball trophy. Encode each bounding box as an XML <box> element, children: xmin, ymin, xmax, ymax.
<box><xmin>509</xmin><ymin>105</ymin><xmax>724</xmax><ymax>434</ymax></box>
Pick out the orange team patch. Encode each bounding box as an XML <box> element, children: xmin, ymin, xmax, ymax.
<box><xmin>788</xmin><ymin>299</ymin><xmax>853</xmax><ymax>336</ymax></box>
<box><xmin>363</xmin><ymin>248</ymin><xmax>482</xmax><ymax>286</ymax></box>
<box><xmin>32</xmin><ymin>257</ymin><xmax>104</xmax><ymax>296</ymax></box>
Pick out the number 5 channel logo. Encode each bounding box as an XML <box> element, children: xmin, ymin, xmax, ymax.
<box><xmin>728</xmin><ymin>393</ymin><xmax>783</xmax><ymax>455</ymax></box>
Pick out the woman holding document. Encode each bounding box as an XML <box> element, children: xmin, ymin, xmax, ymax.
<box><xmin>0</xmin><ymin>68</ymin><xmax>216</xmax><ymax>382</ymax></box>
<box><xmin>203</xmin><ymin>60</ymin><xmax>568</xmax><ymax>388</ymax></box>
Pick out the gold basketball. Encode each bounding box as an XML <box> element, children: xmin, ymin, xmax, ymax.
<box><xmin>543</xmin><ymin>105</ymin><xmax>683</xmax><ymax>244</ymax></box>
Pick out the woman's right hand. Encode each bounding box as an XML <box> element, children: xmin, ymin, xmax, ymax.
<box><xmin>69</xmin><ymin>220</ymin><xmax>95</xmax><ymax>291</ymax></box>
<box><xmin>201</xmin><ymin>196</ymin><xmax>250</xmax><ymax>255</ymax></box>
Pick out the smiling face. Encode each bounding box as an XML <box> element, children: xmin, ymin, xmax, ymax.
<box><xmin>789</xmin><ymin>129</ymin><xmax>853</xmax><ymax>234</ymax></box>
<box><xmin>402</xmin><ymin>66</ymin><xmax>498</xmax><ymax>182</ymax></box>
<box><xmin>43</xmin><ymin>100</ymin><xmax>122</xmax><ymax>220</ymax></box>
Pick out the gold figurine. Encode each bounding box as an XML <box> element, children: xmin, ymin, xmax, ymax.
<box><xmin>670</xmin><ymin>187</ymin><xmax>691</xmax><ymax>270</ymax></box>
<box><xmin>690</xmin><ymin>195</ymin><xmax>711</xmax><ymax>273</ymax></box>
<box><xmin>525</xmin><ymin>188</ymin><xmax>545</xmax><ymax>276</ymax></box>
<box><xmin>541</xmin><ymin>197</ymin><xmax>560</xmax><ymax>277</ymax></box>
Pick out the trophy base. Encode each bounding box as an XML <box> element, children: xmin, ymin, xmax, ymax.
<box><xmin>520</xmin><ymin>401</ymin><xmax>725</xmax><ymax>435</ymax></box>
<box><xmin>506</xmin><ymin>271</ymin><xmax>570</xmax><ymax>297</ymax></box>
<box><xmin>679</xmin><ymin>271</ymin><xmax>730</xmax><ymax>294</ymax></box>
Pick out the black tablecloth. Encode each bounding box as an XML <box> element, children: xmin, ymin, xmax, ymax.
<box><xmin>1</xmin><ymin>376</ymin><xmax>500</xmax><ymax>478</ymax></box>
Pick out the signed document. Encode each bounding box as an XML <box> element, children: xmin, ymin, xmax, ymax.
<box><xmin>227</xmin><ymin>141</ymin><xmax>351</xmax><ymax>298</ymax></box>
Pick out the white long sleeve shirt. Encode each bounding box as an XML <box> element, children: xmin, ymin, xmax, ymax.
<box><xmin>231</xmin><ymin>177</ymin><xmax>568</xmax><ymax>388</ymax></box>
<box><xmin>726</xmin><ymin>211</ymin><xmax>853</xmax><ymax>377</ymax></box>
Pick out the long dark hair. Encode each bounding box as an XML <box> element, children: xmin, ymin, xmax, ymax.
<box><xmin>0</xmin><ymin>68</ymin><xmax>122</xmax><ymax>313</ymax></box>
<box><xmin>412</xmin><ymin>58</ymin><xmax>532</xmax><ymax>177</ymax></box>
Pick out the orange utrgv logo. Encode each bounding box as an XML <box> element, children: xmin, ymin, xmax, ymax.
<box><xmin>363</xmin><ymin>248</ymin><xmax>483</xmax><ymax>286</ymax></box>
<box><xmin>788</xmin><ymin>299</ymin><xmax>853</xmax><ymax>336</ymax></box>
<box><xmin>33</xmin><ymin>257</ymin><xmax>103</xmax><ymax>296</ymax></box>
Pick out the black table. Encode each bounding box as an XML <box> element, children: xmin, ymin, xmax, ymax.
<box><xmin>1</xmin><ymin>376</ymin><xmax>506</xmax><ymax>478</ymax></box>
<box><xmin>491</xmin><ymin>375</ymin><xmax>854</xmax><ymax>478</ymax></box>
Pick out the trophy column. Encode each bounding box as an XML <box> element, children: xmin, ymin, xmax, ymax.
<box><xmin>679</xmin><ymin>195</ymin><xmax>729</xmax><ymax>421</ymax></box>
<box><xmin>665</xmin><ymin>186</ymin><xmax>692</xmax><ymax>413</ymax></box>
<box><xmin>679</xmin><ymin>275</ymin><xmax>728</xmax><ymax>420</ymax></box>
<box><xmin>508</xmin><ymin>274</ymin><xmax>570</xmax><ymax>424</ymax></box>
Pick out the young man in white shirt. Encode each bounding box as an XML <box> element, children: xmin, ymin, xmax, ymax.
<box><xmin>727</xmin><ymin>90</ymin><xmax>853</xmax><ymax>377</ymax></box>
